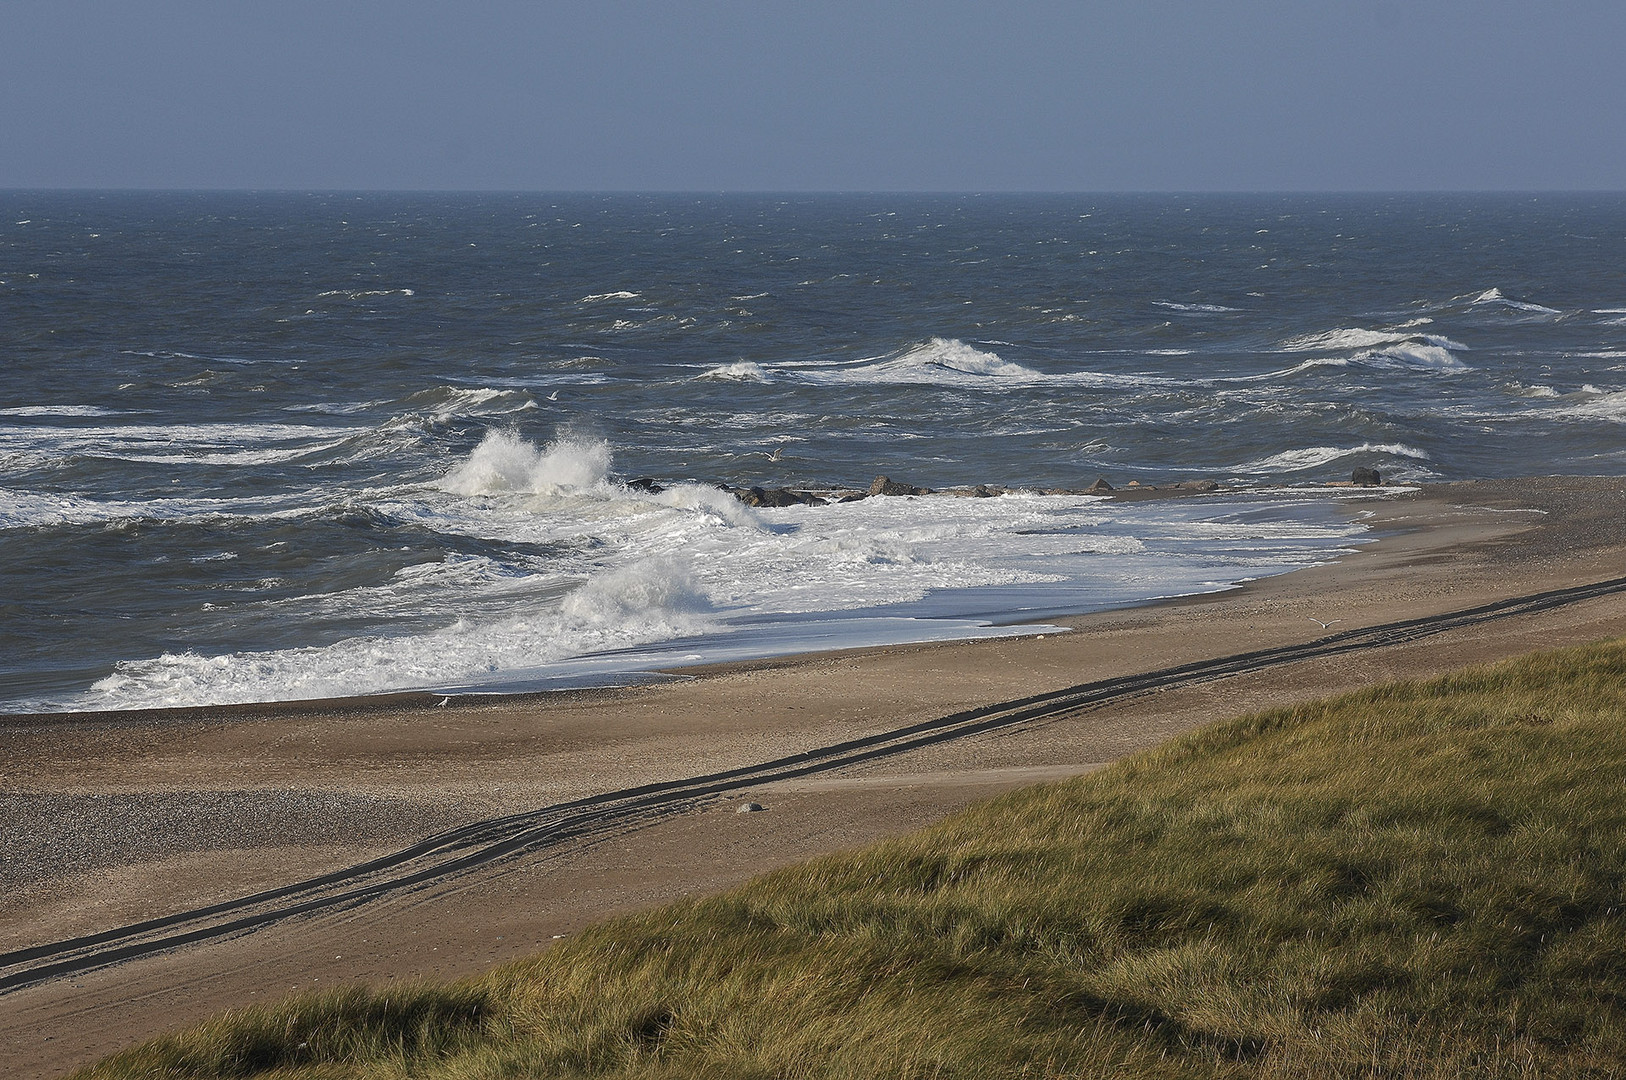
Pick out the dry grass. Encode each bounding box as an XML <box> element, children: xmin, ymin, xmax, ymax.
<box><xmin>75</xmin><ymin>640</ymin><xmax>1626</xmax><ymax>1078</ymax></box>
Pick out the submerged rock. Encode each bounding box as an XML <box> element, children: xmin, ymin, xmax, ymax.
<box><xmin>626</xmin><ymin>477</ymin><xmax>664</xmax><ymax>494</ymax></box>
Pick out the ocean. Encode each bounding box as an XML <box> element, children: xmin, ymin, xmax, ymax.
<box><xmin>3</xmin><ymin>192</ymin><xmax>1623</xmax><ymax>713</ymax></box>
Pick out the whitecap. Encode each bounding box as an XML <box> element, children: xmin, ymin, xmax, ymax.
<box><xmin>314</xmin><ymin>288</ymin><xmax>414</xmax><ymax>300</ymax></box>
<box><xmin>1469</xmin><ymin>288</ymin><xmax>1562</xmax><ymax>315</ymax></box>
<box><xmin>1359</xmin><ymin>341</ymin><xmax>1469</xmax><ymax>373</ymax></box>
<box><xmin>579</xmin><ymin>290</ymin><xmax>641</xmax><ymax>303</ymax></box>
<box><xmin>697</xmin><ymin>361</ymin><xmax>772</xmax><ymax>383</ymax></box>
<box><xmin>1152</xmin><ymin>301</ymin><xmax>1241</xmax><ymax>313</ymax></box>
<box><xmin>1278</xmin><ymin>327</ymin><xmax>1468</xmax><ymax>353</ymax></box>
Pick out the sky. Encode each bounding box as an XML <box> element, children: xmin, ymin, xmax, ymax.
<box><xmin>3</xmin><ymin>0</ymin><xmax>1623</xmax><ymax>192</ymax></box>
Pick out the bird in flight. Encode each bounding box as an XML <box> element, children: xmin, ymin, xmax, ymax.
<box><xmin>1308</xmin><ymin>617</ymin><xmax>1340</xmax><ymax>630</ymax></box>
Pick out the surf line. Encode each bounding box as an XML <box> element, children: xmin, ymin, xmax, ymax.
<box><xmin>6</xmin><ymin>572</ymin><xmax>1626</xmax><ymax>994</ymax></box>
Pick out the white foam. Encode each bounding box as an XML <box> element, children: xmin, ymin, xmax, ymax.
<box><xmin>0</xmin><ymin>487</ymin><xmax>313</xmax><ymax>530</ymax></box>
<box><xmin>579</xmin><ymin>291</ymin><xmax>641</xmax><ymax>302</ymax></box>
<box><xmin>77</xmin><ymin>483</ymin><xmax>1374</xmax><ymax>711</ymax></box>
<box><xmin>0</xmin><ymin>421</ymin><xmax>361</xmax><ymax>467</ymax></box>
<box><xmin>1236</xmin><ymin>442</ymin><xmax>1431</xmax><ymax>474</ymax></box>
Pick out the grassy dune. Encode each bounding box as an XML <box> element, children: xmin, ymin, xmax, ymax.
<box><xmin>77</xmin><ymin>641</ymin><xmax>1626</xmax><ymax>1078</ymax></box>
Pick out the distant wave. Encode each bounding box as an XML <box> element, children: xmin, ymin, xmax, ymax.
<box><xmin>579</xmin><ymin>290</ymin><xmax>641</xmax><ymax>303</ymax></box>
<box><xmin>1556</xmin><ymin>389</ymin><xmax>1626</xmax><ymax>423</ymax></box>
<box><xmin>792</xmin><ymin>338</ymin><xmax>1181</xmax><ymax>391</ymax></box>
<box><xmin>1276</xmin><ymin>327</ymin><xmax>1469</xmax><ymax>373</ymax></box>
<box><xmin>1278</xmin><ymin>327</ymin><xmax>1468</xmax><ymax>353</ymax></box>
<box><xmin>1469</xmin><ymin>287</ymin><xmax>1561</xmax><ymax>315</ymax></box>
<box><xmin>399</xmin><ymin>386</ymin><xmax>539</xmax><ymax>419</ymax></box>
<box><xmin>0</xmin><ymin>404</ymin><xmax>123</xmax><ymax>417</ymax></box>
<box><xmin>1153</xmin><ymin>300</ymin><xmax>1241</xmax><ymax>313</ymax></box>
<box><xmin>1236</xmin><ymin>442</ymin><xmax>1430</xmax><ymax>474</ymax></box>
<box><xmin>315</xmin><ymin>288</ymin><xmax>414</xmax><ymax>300</ymax></box>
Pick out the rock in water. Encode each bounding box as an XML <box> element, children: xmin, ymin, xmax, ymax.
<box><xmin>734</xmin><ymin>486</ymin><xmax>827</xmax><ymax>507</ymax></box>
<box><xmin>1087</xmin><ymin>477</ymin><xmax>1114</xmax><ymax>492</ymax></box>
<box><xmin>1351</xmin><ymin>467</ymin><xmax>1383</xmax><ymax>487</ymax></box>
<box><xmin>868</xmin><ymin>475</ymin><xmax>929</xmax><ymax>497</ymax></box>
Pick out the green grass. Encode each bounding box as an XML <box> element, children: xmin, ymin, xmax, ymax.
<box><xmin>76</xmin><ymin>640</ymin><xmax>1626</xmax><ymax>1078</ymax></box>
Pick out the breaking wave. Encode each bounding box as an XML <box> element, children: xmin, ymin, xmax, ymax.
<box><xmin>1235</xmin><ymin>442</ymin><xmax>1431</xmax><ymax>475</ymax></box>
<box><xmin>1469</xmin><ymin>288</ymin><xmax>1562</xmax><ymax>315</ymax></box>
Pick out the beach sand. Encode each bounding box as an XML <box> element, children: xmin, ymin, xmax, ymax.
<box><xmin>5</xmin><ymin>477</ymin><xmax>1626</xmax><ymax>1078</ymax></box>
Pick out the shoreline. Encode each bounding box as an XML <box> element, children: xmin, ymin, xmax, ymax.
<box><xmin>1</xmin><ymin>479</ymin><xmax>1393</xmax><ymax>725</ymax></box>
<box><xmin>7</xmin><ymin>476</ymin><xmax>1626</xmax><ymax>1076</ymax></box>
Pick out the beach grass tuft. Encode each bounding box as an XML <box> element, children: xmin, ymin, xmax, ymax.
<box><xmin>74</xmin><ymin>639</ymin><xmax>1626</xmax><ymax>1078</ymax></box>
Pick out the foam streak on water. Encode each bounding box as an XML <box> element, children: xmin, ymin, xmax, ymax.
<box><xmin>4</xmin><ymin>192</ymin><xmax>1626</xmax><ymax>710</ymax></box>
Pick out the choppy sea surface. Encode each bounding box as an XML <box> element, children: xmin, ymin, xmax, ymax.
<box><xmin>4</xmin><ymin>192</ymin><xmax>1624</xmax><ymax>712</ymax></box>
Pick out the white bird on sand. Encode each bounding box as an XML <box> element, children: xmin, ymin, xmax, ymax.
<box><xmin>437</xmin><ymin>696</ymin><xmax>451</xmax><ymax>707</ymax></box>
<box><xmin>1308</xmin><ymin>618</ymin><xmax>1340</xmax><ymax>630</ymax></box>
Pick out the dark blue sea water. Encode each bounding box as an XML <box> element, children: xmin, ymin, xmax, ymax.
<box><xmin>4</xmin><ymin>192</ymin><xmax>1624</xmax><ymax>711</ymax></box>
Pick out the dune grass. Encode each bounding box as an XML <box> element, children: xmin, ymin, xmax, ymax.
<box><xmin>75</xmin><ymin>639</ymin><xmax>1626</xmax><ymax>1078</ymax></box>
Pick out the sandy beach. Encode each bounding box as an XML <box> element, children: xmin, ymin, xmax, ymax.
<box><xmin>6</xmin><ymin>476</ymin><xmax>1626</xmax><ymax>1078</ymax></box>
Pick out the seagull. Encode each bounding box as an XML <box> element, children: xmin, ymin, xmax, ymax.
<box><xmin>1308</xmin><ymin>618</ymin><xmax>1340</xmax><ymax>630</ymax></box>
<box><xmin>546</xmin><ymin>391</ymin><xmax>560</xmax><ymax>402</ymax></box>
<box><xmin>769</xmin><ymin>445</ymin><xmax>784</xmax><ymax>462</ymax></box>
<box><xmin>437</xmin><ymin>696</ymin><xmax>451</xmax><ymax>707</ymax></box>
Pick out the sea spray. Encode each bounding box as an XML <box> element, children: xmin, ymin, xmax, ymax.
<box><xmin>439</xmin><ymin>431</ymin><xmax>613</xmax><ymax>496</ymax></box>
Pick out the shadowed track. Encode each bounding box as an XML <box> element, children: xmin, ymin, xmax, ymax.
<box><xmin>6</xmin><ymin>574</ymin><xmax>1626</xmax><ymax>994</ymax></box>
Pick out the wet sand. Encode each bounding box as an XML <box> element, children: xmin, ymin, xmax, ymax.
<box><xmin>6</xmin><ymin>477</ymin><xmax>1626</xmax><ymax>1077</ymax></box>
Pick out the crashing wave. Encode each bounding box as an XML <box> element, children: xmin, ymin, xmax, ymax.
<box><xmin>438</xmin><ymin>431</ymin><xmax>613</xmax><ymax>496</ymax></box>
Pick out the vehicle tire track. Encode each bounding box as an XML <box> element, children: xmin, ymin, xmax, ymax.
<box><xmin>6</xmin><ymin>573</ymin><xmax>1625</xmax><ymax>993</ymax></box>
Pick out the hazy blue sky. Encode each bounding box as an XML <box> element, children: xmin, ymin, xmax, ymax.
<box><xmin>4</xmin><ymin>1</ymin><xmax>1622</xmax><ymax>191</ymax></box>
